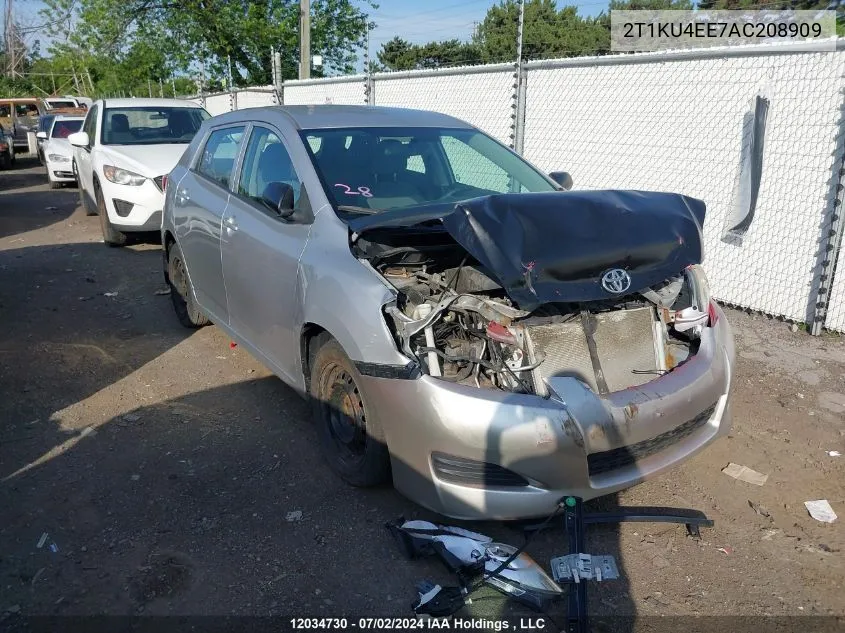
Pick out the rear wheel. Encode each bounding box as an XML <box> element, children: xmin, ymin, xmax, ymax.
<box><xmin>96</xmin><ymin>183</ymin><xmax>127</xmax><ymax>246</ymax></box>
<box><xmin>167</xmin><ymin>241</ymin><xmax>210</xmax><ymax>328</ymax></box>
<box><xmin>0</xmin><ymin>151</ymin><xmax>9</xmax><ymax>170</ymax></box>
<box><xmin>310</xmin><ymin>337</ymin><xmax>391</xmax><ymax>487</ymax></box>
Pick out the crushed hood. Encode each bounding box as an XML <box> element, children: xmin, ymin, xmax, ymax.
<box><xmin>349</xmin><ymin>190</ymin><xmax>706</xmax><ymax>311</ymax></box>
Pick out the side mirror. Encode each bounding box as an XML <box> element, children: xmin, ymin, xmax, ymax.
<box><xmin>261</xmin><ymin>182</ymin><xmax>295</xmax><ymax>218</ymax></box>
<box><xmin>549</xmin><ymin>171</ymin><xmax>573</xmax><ymax>191</ymax></box>
<box><xmin>36</xmin><ymin>131</ymin><xmax>48</xmax><ymax>140</ymax></box>
<box><xmin>68</xmin><ymin>131</ymin><xmax>90</xmax><ymax>148</ymax></box>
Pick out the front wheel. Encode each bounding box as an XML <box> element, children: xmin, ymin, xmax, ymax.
<box><xmin>167</xmin><ymin>242</ymin><xmax>210</xmax><ymax>328</ymax></box>
<box><xmin>310</xmin><ymin>337</ymin><xmax>391</xmax><ymax>487</ymax></box>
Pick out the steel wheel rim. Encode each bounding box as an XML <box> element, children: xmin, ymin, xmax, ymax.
<box><xmin>320</xmin><ymin>362</ymin><xmax>367</xmax><ymax>465</ymax></box>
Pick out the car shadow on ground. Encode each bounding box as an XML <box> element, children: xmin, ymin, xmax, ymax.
<box><xmin>0</xmin><ymin>157</ymin><xmax>79</xmax><ymax>239</ymax></box>
<box><xmin>0</xmin><ymin>243</ymin><xmax>637</xmax><ymax>629</ymax></box>
<box><xmin>1</xmin><ymin>373</ymin><xmax>637</xmax><ymax>630</ymax></box>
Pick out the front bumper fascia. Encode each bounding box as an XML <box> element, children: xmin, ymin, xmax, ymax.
<box><xmin>359</xmin><ymin>305</ymin><xmax>735</xmax><ymax>520</ymax></box>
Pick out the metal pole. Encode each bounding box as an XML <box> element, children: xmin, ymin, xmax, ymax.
<box><xmin>510</xmin><ymin>0</ymin><xmax>526</xmax><ymax>152</ymax></box>
<box><xmin>516</xmin><ymin>0</ymin><xmax>525</xmax><ymax>69</ymax></box>
<box><xmin>300</xmin><ymin>0</ymin><xmax>311</xmax><ymax>79</ymax></box>
<box><xmin>148</xmin><ymin>79</ymin><xmax>152</xmax><ymax>98</ymax></box>
<box><xmin>171</xmin><ymin>76</ymin><xmax>176</xmax><ymax>96</ymax></box>
<box><xmin>274</xmin><ymin>50</ymin><xmax>283</xmax><ymax>91</ymax></box>
<box><xmin>363</xmin><ymin>19</ymin><xmax>371</xmax><ymax>105</ymax></box>
<box><xmin>159</xmin><ymin>77</ymin><xmax>164</xmax><ymax>98</ymax></box>
<box><xmin>227</xmin><ymin>54</ymin><xmax>234</xmax><ymax>90</ymax></box>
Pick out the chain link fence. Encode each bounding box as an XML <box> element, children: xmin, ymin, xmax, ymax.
<box><xmin>182</xmin><ymin>40</ymin><xmax>845</xmax><ymax>334</ymax></box>
<box><xmin>283</xmin><ymin>74</ymin><xmax>368</xmax><ymax>105</ymax></box>
<box><xmin>523</xmin><ymin>45</ymin><xmax>845</xmax><ymax>332</ymax></box>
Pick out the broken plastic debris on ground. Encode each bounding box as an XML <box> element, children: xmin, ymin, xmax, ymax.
<box><xmin>804</xmin><ymin>500</ymin><xmax>837</xmax><ymax>523</ymax></box>
<box><xmin>388</xmin><ymin>518</ymin><xmax>577</xmax><ymax>616</ymax></box>
<box><xmin>721</xmin><ymin>462</ymin><xmax>768</xmax><ymax>486</ymax></box>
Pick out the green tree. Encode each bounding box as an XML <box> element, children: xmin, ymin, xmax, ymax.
<box><xmin>473</xmin><ymin>0</ymin><xmax>611</xmax><ymax>62</ymax></box>
<box><xmin>40</xmin><ymin>0</ymin><xmax>375</xmax><ymax>88</ymax></box>
<box><xmin>377</xmin><ymin>36</ymin><xmax>481</xmax><ymax>71</ymax></box>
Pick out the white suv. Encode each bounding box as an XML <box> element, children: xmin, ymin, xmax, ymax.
<box><xmin>69</xmin><ymin>98</ymin><xmax>210</xmax><ymax>246</ymax></box>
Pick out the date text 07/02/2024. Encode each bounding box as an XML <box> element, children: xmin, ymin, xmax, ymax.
<box><xmin>290</xmin><ymin>617</ymin><xmax>549</xmax><ymax>630</ymax></box>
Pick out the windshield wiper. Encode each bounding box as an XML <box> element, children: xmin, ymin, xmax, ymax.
<box><xmin>337</xmin><ymin>205</ymin><xmax>381</xmax><ymax>215</ymax></box>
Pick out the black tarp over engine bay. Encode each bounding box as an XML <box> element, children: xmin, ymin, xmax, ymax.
<box><xmin>349</xmin><ymin>190</ymin><xmax>706</xmax><ymax>310</ymax></box>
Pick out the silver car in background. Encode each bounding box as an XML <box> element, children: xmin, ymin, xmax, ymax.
<box><xmin>162</xmin><ymin>106</ymin><xmax>734</xmax><ymax>520</ymax></box>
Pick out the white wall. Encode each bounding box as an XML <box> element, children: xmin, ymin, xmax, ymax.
<box><xmin>283</xmin><ymin>76</ymin><xmax>368</xmax><ymax>105</ymax></box>
<box><xmin>203</xmin><ymin>93</ymin><xmax>234</xmax><ymax>116</ymax></box>
<box><xmin>523</xmin><ymin>51</ymin><xmax>845</xmax><ymax>324</ymax></box>
<box><xmin>373</xmin><ymin>66</ymin><xmax>516</xmax><ymax>145</ymax></box>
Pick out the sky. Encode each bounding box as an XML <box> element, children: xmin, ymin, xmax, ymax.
<box><xmin>5</xmin><ymin>0</ymin><xmax>610</xmax><ymax>75</ymax></box>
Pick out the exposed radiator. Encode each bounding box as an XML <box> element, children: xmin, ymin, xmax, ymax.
<box><xmin>527</xmin><ymin>307</ymin><xmax>662</xmax><ymax>394</ymax></box>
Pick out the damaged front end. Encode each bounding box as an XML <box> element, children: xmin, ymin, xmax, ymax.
<box><xmin>351</xmin><ymin>191</ymin><xmax>716</xmax><ymax>398</ymax></box>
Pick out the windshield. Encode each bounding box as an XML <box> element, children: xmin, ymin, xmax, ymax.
<box><xmin>101</xmin><ymin>106</ymin><xmax>210</xmax><ymax>146</ymax></box>
<box><xmin>301</xmin><ymin>127</ymin><xmax>556</xmax><ymax>214</ymax></box>
<box><xmin>51</xmin><ymin>119</ymin><xmax>83</xmax><ymax>138</ymax></box>
<box><xmin>48</xmin><ymin>100</ymin><xmax>77</xmax><ymax>109</ymax></box>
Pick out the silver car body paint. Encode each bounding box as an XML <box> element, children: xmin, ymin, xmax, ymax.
<box><xmin>162</xmin><ymin>106</ymin><xmax>735</xmax><ymax>520</ymax></box>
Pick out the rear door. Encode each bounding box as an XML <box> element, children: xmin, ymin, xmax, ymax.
<box><xmin>175</xmin><ymin>124</ymin><xmax>246</xmax><ymax>324</ymax></box>
<box><xmin>221</xmin><ymin>125</ymin><xmax>311</xmax><ymax>382</ymax></box>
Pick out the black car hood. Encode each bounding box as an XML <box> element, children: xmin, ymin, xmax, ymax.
<box><xmin>349</xmin><ymin>190</ymin><xmax>706</xmax><ymax>311</ymax></box>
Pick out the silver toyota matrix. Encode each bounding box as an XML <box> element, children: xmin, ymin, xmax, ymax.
<box><xmin>162</xmin><ymin>106</ymin><xmax>735</xmax><ymax>520</ymax></box>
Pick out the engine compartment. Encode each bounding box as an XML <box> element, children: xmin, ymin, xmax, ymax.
<box><xmin>356</xmin><ymin>228</ymin><xmax>711</xmax><ymax>398</ymax></box>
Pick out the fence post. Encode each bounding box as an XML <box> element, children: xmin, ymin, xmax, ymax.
<box><xmin>514</xmin><ymin>65</ymin><xmax>528</xmax><ymax>155</ymax></box>
<box><xmin>811</xmin><ymin>139</ymin><xmax>845</xmax><ymax>335</ymax></box>
<box><xmin>232</xmin><ymin>90</ymin><xmax>239</xmax><ymax>111</ymax></box>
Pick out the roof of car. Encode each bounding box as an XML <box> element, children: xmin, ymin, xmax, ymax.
<box><xmin>99</xmin><ymin>98</ymin><xmax>205</xmax><ymax>109</ymax></box>
<box><xmin>218</xmin><ymin>105</ymin><xmax>475</xmax><ymax>130</ymax></box>
<box><xmin>53</xmin><ymin>114</ymin><xmax>86</xmax><ymax>121</ymax></box>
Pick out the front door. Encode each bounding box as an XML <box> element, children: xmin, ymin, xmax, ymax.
<box><xmin>221</xmin><ymin>125</ymin><xmax>311</xmax><ymax>382</ymax></box>
<box><xmin>176</xmin><ymin>124</ymin><xmax>246</xmax><ymax>324</ymax></box>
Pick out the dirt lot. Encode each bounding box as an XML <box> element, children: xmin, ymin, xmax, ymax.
<box><xmin>1</xmin><ymin>158</ymin><xmax>844</xmax><ymax>629</ymax></box>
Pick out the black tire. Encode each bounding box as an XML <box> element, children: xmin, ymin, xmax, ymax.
<box><xmin>49</xmin><ymin>179</ymin><xmax>62</xmax><ymax>189</ymax></box>
<box><xmin>0</xmin><ymin>152</ymin><xmax>9</xmax><ymax>170</ymax></box>
<box><xmin>167</xmin><ymin>241</ymin><xmax>210</xmax><ymax>328</ymax></box>
<box><xmin>96</xmin><ymin>183</ymin><xmax>127</xmax><ymax>246</ymax></box>
<box><xmin>310</xmin><ymin>337</ymin><xmax>391</xmax><ymax>487</ymax></box>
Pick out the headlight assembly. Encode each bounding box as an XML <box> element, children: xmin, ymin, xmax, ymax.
<box><xmin>47</xmin><ymin>154</ymin><xmax>70</xmax><ymax>163</ymax></box>
<box><xmin>103</xmin><ymin>165</ymin><xmax>146</xmax><ymax>186</ymax></box>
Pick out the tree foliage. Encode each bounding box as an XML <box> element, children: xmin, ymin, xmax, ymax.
<box><xmin>376</xmin><ymin>0</ymin><xmax>704</xmax><ymax>71</ymax></box>
<box><xmin>377</xmin><ymin>37</ymin><xmax>481</xmax><ymax>71</ymax></box>
<box><xmin>35</xmin><ymin>0</ymin><xmax>374</xmax><ymax>95</ymax></box>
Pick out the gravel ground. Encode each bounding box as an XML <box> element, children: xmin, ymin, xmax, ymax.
<box><xmin>1</xmin><ymin>158</ymin><xmax>843</xmax><ymax>630</ymax></box>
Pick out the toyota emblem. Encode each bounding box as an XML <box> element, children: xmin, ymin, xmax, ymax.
<box><xmin>601</xmin><ymin>268</ymin><xmax>632</xmax><ymax>294</ymax></box>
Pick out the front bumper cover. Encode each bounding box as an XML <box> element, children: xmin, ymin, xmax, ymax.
<box><xmin>360</xmin><ymin>304</ymin><xmax>734</xmax><ymax>520</ymax></box>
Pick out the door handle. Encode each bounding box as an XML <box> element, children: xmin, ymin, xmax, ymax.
<box><xmin>176</xmin><ymin>189</ymin><xmax>190</xmax><ymax>205</ymax></box>
<box><xmin>224</xmin><ymin>215</ymin><xmax>238</xmax><ymax>231</ymax></box>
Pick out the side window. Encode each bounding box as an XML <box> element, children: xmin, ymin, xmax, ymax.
<box><xmin>82</xmin><ymin>105</ymin><xmax>98</xmax><ymax>141</ymax></box>
<box><xmin>440</xmin><ymin>135</ymin><xmax>518</xmax><ymax>193</ymax></box>
<box><xmin>238</xmin><ymin>127</ymin><xmax>302</xmax><ymax>209</ymax></box>
<box><xmin>196</xmin><ymin>126</ymin><xmax>245</xmax><ymax>189</ymax></box>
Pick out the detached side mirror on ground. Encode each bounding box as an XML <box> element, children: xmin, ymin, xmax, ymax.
<box><xmin>36</xmin><ymin>131</ymin><xmax>47</xmax><ymax>140</ymax></box>
<box><xmin>550</xmin><ymin>171</ymin><xmax>574</xmax><ymax>190</ymax></box>
<box><xmin>67</xmin><ymin>131</ymin><xmax>90</xmax><ymax>148</ymax></box>
<box><xmin>261</xmin><ymin>181</ymin><xmax>295</xmax><ymax>219</ymax></box>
